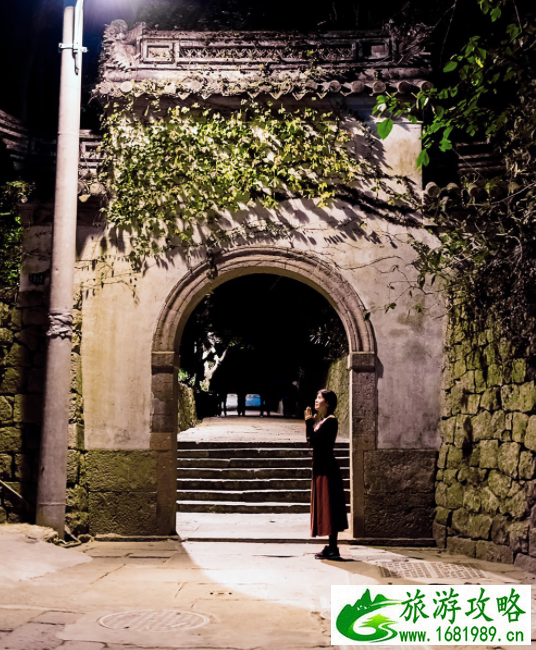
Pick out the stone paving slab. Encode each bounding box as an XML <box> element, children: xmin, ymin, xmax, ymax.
<box><xmin>1</xmin><ymin>525</ymin><xmax>535</xmax><ymax>650</ymax></box>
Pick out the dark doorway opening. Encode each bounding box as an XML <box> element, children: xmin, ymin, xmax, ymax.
<box><xmin>179</xmin><ymin>273</ymin><xmax>348</xmax><ymax>420</ymax></box>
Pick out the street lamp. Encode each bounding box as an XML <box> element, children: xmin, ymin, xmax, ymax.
<box><xmin>36</xmin><ymin>0</ymin><xmax>87</xmax><ymax>537</ymax></box>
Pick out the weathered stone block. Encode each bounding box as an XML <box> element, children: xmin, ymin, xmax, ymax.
<box><xmin>65</xmin><ymin>510</ymin><xmax>89</xmax><ymax>536</ymax></box>
<box><xmin>480</xmin><ymin>388</ymin><xmax>501</xmax><ymax>412</ymax></box>
<box><xmin>447</xmin><ymin>536</ymin><xmax>476</xmax><ymax>557</ymax></box>
<box><xmin>437</xmin><ymin>444</ymin><xmax>448</xmax><ymax>469</ymax></box>
<box><xmin>487</xmin><ymin>364</ymin><xmax>503</xmax><ymax>387</ymax></box>
<box><xmin>475</xmin><ymin>540</ymin><xmax>514</xmax><ymax>564</ymax></box>
<box><xmin>468</xmin><ymin>445</ymin><xmax>480</xmax><ymax>467</ymax></box>
<box><xmin>462</xmin><ymin>486</ymin><xmax>481</xmax><ymax>513</ymax></box>
<box><xmin>524</xmin><ymin>415</ymin><xmax>536</xmax><ymax>451</ymax></box>
<box><xmin>66</xmin><ymin>485</ymin><xmax>88</xmax><ymax>512</ymax></box>
<box><xmin>458</xmin><ymin>466</ymin><xmax>487</xmax><ymax>484</ymax></box>
<box><xmin>479</xmin><ymin>440</ymin><xmax>499</xmax><ymax>469</ymax></box>
<box><xmin>453</xmin><ymin>359</ymin><xmax>466</xmax><ymax>380</ymax></box>
<box><xmin>512</xmin><ymin>412</ymin><xmax>529</xmax><ymax>443</ymax></box>
<box><xmin>453</xmin><ymin>416</ymin><xmax>472</xmax><ymax>448</ymax></box>
<box><xmin>364</xmin><ymin>492</ymin><xmax>434</xmax><ymax>538</ymax></box>
<box><xmin>439</xmin><ymin>419</ymin><xmax>455</xmax><ymax>444</ymax></box>
<box><xmin>452</xmin><ymin>508</ymin><xmax>492</xmax><ymax>539</ymax></box>
<box><xmin>86</xmin><ymin>451</ymin><xmax>157</xmax><ymax>492</ymax></box>
<box><xmin>88</xmin><ymin>491</ymin><xmax>158</xmax><ymax>535</ymax></box>
<box><xmin>519</xmin><ymin>451</ymin><xmax>536</xmax><ymax>480</ymax></box>
<box><xmin>66</xmin><ymin>450</ymin><xmax>80</xmax><ymax>484</ymax></box>
<box><xmin>446</xmin><ymin>482</ymin><xmax>464</xmax><ymax>509</ymax></box>
<box><xmin>488</xmin><ymin>470</ymin><xmax>512</xmax><ymax>499</ymax></box>
<box><xmin>509</xmin><ymin>520</ymin><xmax>529</xmax><ymax>553</ymax></box>
<box><xmin>5</xmin><ymin>343</ymin><xmax>31</xmax><ymax>368</ymax></box>
<box><xmin>491</xmin><ymin>515</ymin><xmax>509</xmax><ymax>545</ymax></box>
<box><xmin>472</xmin><ymin>411</ymin><xmax>492</xmax><ymax>441</ymax></box>
<box><xmin>363</xmin><ymin>450</ymin><xmax>436</xmax><ymax>494</ymax></box>
<box><xmin>0</xmin><ymin>396</ymin><xmax>12</xmax><ymax>422</ymax></box>
<box><xmin>69</xmin><ymin>394</ymin><xmax>83</xmax><ymax>423</ymax></box>
<box><xmin>501</xmin><ymin>382</ymin><xmax>536</xmax><ymax>412</ymax></box>
<box><xmin>442</xmin><ymin>469</ymin><xmax>458</xmax><ymax>485</ymax></box>
<box><xmin>0</xmin><ymin>368</ymin><xmax>28</xmax><ymax>394</ymax></box>
<box><xmin>0</xmin><ymin>328</ymin><xmax>13</xmax><ymax>344</ymax></box>
<box><xmin>497</xmin><ymin>442</ymin><xmax>521</xmax><ymax>478</ymax></box>
<box><xmin>447</xmin><ymin>446</ymin><xmax>463</xmax><ymax>468</ymax></box>
<box><xmin>70</xmin><ymin>353</ymin><xmax>82</xmax><ymax>395</ymax></box>
<box><xmin>462</xmin><ymin>394</ymin><xmax>480</xmax><ymax>415</ymax></box>
<box><xmin>433</xmin><ymin>521</ymin><xmax>447</xmax><ymax>549</ymax></box>
<box><xmin>514</xmin><ymin>553</ymin><xmax>536</xmax><ymax>574</ymax></box>
<box><xmin>435</xmin><ymin>506</ymin><xmax>451</xmax><ymax>525</ymax></box>
<box><xmin>500</xmin><ymin>490</ymin><xmax>528</xmax><ymax>520</ymax></box>
<box><xmin>435</xmin><ymin>482</ymin><xmax>448</xmax><ymax>508</ymax></box>
<box><xmin>0</xmin><ymin>506</ymin><xmax>6</xmax><ymax>524</ymax></box>
<box><xmin>0</xmin><ymin>427</ymin><xmax>22</xmax><ymax>452</ymax></box>
<box><xmin>512</xmin><ymin>359</ymin><xmax>526</xmax><ymax>384</ymax></box>
<box><xmin>474</xmin><ymin>370</ymin><xmax>486</xmax><ymax>393</ymax></box>
<box><xmin>459</xmin><ymin>371</ymin><xmax>475</xmax><ymax>393</ymax></box>
<box><xmin>0</xmin><ymin>453</ymin><xmax>12</xmax><ymax>479</ymax></box>
<box><xmin>479</xmin><ymin>486</ymin><xmax>500</xmax><ymax>516</ymax></box>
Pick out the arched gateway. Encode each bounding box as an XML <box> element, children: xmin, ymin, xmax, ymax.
<box><xmin>151</xmin><ymin>247</ymin><xmax>378</xmax><ymax>537</ymax></box>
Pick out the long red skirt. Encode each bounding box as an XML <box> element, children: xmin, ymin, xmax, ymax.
<box><xmin>310</xmin><ymin>469</ymin><xmax>349</xmax><ymax>537</ymax></box>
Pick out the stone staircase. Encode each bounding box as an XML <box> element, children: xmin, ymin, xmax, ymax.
<box><xmin>176</xmin><ymin>441</ymin><xmax>350</xmax><ymax>513</ymax></box>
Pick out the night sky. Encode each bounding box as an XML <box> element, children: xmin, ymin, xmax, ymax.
<box><xmin>0</xmin><ymin>0</ymin><xmax>510</xmax><ymax>135</ymax></box>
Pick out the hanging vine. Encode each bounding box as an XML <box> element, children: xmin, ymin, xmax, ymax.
<box><xmin>98</xmin><ymin>97</ymin><xmax>418</xmax><ymax>271</ymax></box>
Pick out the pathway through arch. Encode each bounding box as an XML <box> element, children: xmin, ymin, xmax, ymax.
<box><xmin>176</xmin><ymin>416</ymin><xmax>352</xmax><ymax>543</ymax></box>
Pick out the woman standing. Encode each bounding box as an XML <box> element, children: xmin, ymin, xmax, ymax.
<box><xmin>305</xmin><ymin>389</ymin><xmax>348</xmax><ymax>559</ymax></box>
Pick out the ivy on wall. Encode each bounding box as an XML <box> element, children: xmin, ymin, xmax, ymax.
<box><xmin>0</xmin><ymin>181</ymin><xmax>33</xmax><ymax>289</ymax></box>
<box><xmin>99</xmin><ymin>98</ymin><xmax>416</xmax><ymax>269</ymax></box>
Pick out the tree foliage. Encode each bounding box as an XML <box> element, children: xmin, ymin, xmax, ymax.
<box><xmin>374</xmin><ymin>0</ymin><xmax>536</xmax><ymax>345</ymax></box>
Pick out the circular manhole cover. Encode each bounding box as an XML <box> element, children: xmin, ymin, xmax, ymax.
<box><xmin>98</xmin><ymin>610</ymin><xmax>210</xmax><ymax>631</ymax></box>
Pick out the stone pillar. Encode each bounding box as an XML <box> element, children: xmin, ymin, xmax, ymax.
<box><xmin>348</xmin><ymin>352</ymin><xmax>377</xmax><ymax>537</ymax></box>
<box><xmin>151</xmin><ymin>351</ymin><xmax>179</xmax><ymax>536</ymax></box>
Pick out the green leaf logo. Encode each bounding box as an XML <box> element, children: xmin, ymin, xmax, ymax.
<box><xmin>336</xmin><ymin>589</ymin><xmax>401</xmax><ymax>643</ymax></box>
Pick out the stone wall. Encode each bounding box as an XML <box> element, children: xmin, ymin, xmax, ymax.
<box><xmin>0</xmin><ymin>288</ymin><xmax>88</xmax><ymax>536</ymax></box>
<box><xmin>435</xmin><ymin>305</ymin><xmax>536</xmax><ymax>571</ymax></box>
<box><xmin>326</xmin><ymin>356</ymin><xmax>349</xmax><ymax>439</ymax></box>
<box><xmin>178</xmin><ymin>382</ymin><xmax>197</xmax><ymax>432</ymax></box>
<box><xmin>0</xmin><ymin>289</ymin><xmax>46</xmax><ymax>524</ymax></box>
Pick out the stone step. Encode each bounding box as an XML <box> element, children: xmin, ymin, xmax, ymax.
<box><xmin>176</xmin><ymin>488</ymin><xmax>350</xmax><ymax>503</ymax></box>
<box><xmin>177</xmin><ymin>501</ymin><xmax>312</xmax><ymax>514</ymax></box>
<box><xmin>176</xmin><ymin>467</ymin><xmax>350</xmax><ymax>479</ymax></box>
<box><xmin>177</xmin><ymin>447</ymin><xmax>348</xmax><ymax>459</ymax></box>
<box><xmin>177</xmin><ymin>440</ymin><xmax>349</xmax><ymax>449</ymax></box>
<box><xmin>177</xmin><ymin>457</ymin><xmax>349</xmax><ymax>469</ymax></box>
<box><xmin>176</xmin><ymin>477</ymin><xmax>350</xmax><ymax>491</ymax></box>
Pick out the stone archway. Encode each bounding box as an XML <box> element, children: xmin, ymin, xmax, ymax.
<box><xmin>151</xmin><ymin>246</ymin><xmax>377</xmax><ymax>537</ymax></box>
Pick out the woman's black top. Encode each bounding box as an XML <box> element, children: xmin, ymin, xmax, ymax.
<box><xmin>306</xmin><ymin>416</ymin><xmax>339</xmax><ymax>475</ymax></box>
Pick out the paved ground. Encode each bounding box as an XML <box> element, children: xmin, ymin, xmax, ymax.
<box><xmin>179</xmin><ymin>416</ymin><xmax>315</xmax><ymax>443</ymax></box>
<box><xmin>1</xmin><ymin>524</ymin><xmax>535</xmax><ymax>650</ymax></box>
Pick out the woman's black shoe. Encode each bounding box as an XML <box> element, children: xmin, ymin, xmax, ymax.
<box><xmin>315</xmin><ymin>545</ymin><xmax>341</xmax><ymax>560</ymax></box>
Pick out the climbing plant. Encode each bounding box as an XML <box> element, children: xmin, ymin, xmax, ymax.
<box><xmin>99</xmin><ymin>97</ymin><xmax>416</xmax><ymax>270</ymax></box>
<box><xmin>373</xmin><ymin>0</ymin><xmax>536</xmax><ymax>346</ymax></box>
<box><xmin>0</xmin><ymin>181</ymin><xmax>33</xmax><ymax>289</ymax></box>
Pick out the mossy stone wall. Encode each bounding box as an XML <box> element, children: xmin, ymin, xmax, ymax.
<box><xmin>436</xmin><ymin>305</ymin><xmax>536</xmax><ymax>572</ymax></box>
<box><xmin>0</xmin><ymin>289</ymin><xmax>88</xmax><ymax>536</ymax></box>
<box><xmin>326</xmin><ymin>356</ymin><xmax>349</xmax><ymax>439</ymax></box>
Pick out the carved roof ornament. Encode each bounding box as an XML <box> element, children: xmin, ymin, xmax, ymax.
<box><xmin>96</xmin><ymin>23</ymin><xmax>432</xmax><ymax>101</ymax></box>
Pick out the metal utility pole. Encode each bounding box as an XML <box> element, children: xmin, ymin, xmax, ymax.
<box><xmin>36</xmin><ymin>0</ymin><xmax>86</xmax><ymax>536</ymax></box>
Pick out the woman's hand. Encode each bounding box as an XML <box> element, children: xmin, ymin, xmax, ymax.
<box><xmin>304</xmin><ymin>406</ymin><xmax>314</xmax><ymax>420</ymax></box>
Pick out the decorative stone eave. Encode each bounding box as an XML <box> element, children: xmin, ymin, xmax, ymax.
<box><xmin>96</xmin><ymin>22</ymin><xmax>432</xmax><ymax>101</ymax></box>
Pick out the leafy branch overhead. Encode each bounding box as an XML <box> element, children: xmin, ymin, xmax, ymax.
<box><xmin>99</xmin><ymin>98</ymin><xmax>416</xmax><ymax>269</ymax></box>
<box><xmin>374</xmin><ymin>0</ymin><xmax>536</xmax><ymax>346</ymax></box>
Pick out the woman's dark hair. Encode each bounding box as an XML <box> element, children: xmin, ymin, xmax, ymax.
<box><xmin>318</xmin><ymin>389</ymin><xmax>337</xmax><ymax>415</ymax></box>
